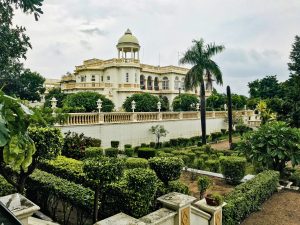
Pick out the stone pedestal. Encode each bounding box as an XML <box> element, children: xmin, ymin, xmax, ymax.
<box><xmin>193</xmin><ymin>199</ymin><xmax>226</xmax><ymax>225</ymax></box>
<box><xmin>95</xmin><ymin>213</ymin><xmax>146</xmax><ymax>225</ymax></box>
<box><xmin>157</xmin><ymin>192</ymin><xmax>196</xmax><ymax>225</ymax></box>
<box><xmin>0</xmin><ymin>193</ymin><xmax>40</xmax><ymax>225</ymax></box>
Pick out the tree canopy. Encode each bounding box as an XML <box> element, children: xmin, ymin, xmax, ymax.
<box><xmin>123</xmin><ymin>93</ymin><xmax>161</xmax><ymax>112</ymax></box>
<box><xmin>172</xmin><ymin>93</ymin><xmax>199</xmax><ymax>111</ymax></box>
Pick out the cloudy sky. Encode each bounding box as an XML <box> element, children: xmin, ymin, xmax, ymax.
<box><xmin>14</xmin><ymin>0</ymin><xmax>300</xmax><ymax>95</ymax></box>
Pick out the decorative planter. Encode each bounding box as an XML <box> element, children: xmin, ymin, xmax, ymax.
<box><xmin>205</xmin><ymin>195</ymin><xmax>219</xmax><ymax>206</ymax></box>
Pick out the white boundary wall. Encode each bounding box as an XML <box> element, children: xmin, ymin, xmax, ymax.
<box><xmin>58</xmin><ymin>117</ymin><xmax>226</xmax><ymax>148</ymax></box>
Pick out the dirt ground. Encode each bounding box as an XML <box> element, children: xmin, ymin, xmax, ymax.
<box><xmin>180</xmin><ymin>171</ymin><xmax>234</xmax><ymax>199</ymax></box>
<box><xmin>210</xmin><ymin>136</ymin><xmax>240</xmax><ymax>150</ymax></box>
<box><xmin>241</xmin><ymin>191</ymin><xmax>300</xmax><ymax>225</ymax></box>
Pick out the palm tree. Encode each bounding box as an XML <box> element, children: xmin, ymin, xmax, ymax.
<box><xmin>180</xmin><ymin>39</ymin><xmax>225</xmax><ymax>144</ymax></box>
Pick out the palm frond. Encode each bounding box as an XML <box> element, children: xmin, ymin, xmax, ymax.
<box><xmin>207</xmin><ymin>60</ymin><xmax>223</xmax><ymax>85</ymax></box>
<box><xmin>184</xmin><ymin>65</ymin><xmax>204</xmax><ymax>91</ymax></box>
<box><xmin>205</xmin><ymin>43</ymin><xmax>225</xmax><ymax>58</ymax></box>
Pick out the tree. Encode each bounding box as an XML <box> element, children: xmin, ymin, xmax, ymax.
<box><xmin>149</xmin><ymin>125</ymin><xmax>168</xmax><ymax>147</ymax></box>
<box><xmin>206</xmin><ymin>89</ymin><xmax>226</xmax><ymax>110</ymax></box>
<box><xmin>123</xmin><ymin>93</ymin><xmax>160</xmax><ymax>112</ymax></box>
<box><xmin>18</xmin><ymin>69</ymin><xmax>45</xmax><ymax>101</ymax></box>
<box><xmin>44</xmin><ymin>87</ymin><xmax>67</xmax><ymax>108</ymax></box>
<box><xmin>180</xmin><ymin>39</ymin><xmax>225</xmax><ymax>144</ymax></box>
<box><xmin>256</xmin><ymin>100</ymin><xmax>276</xmax><ymax>124</ymax></box>
<box><xmin>63</xmin><ymin>92</ymin><xmax>114</xmax><ymax>112</ymax></box>
<box><xmin>159</xmin><ymin>95</ymin><xmax>169</xmax><ymax>111</ymax></box>
<box><xmin>227</xmin><ymin>86</ymin><xmax>233</xmax><ymax>149</ymax></box>
<box><xmin>238</xmin><ymin>121</ymin><xmax>300</xmax><ymax>174</ymax></box>
<box><xmin>172</xmin><ymin>93</ymin><xmax>199</xmax><ymax>111</ymax></box>
<box><xmin>0</xmin><ymin>0</ymin><xmax>43</xmax><ymax>97</ymax></box>
<box><xmin>248</xmin><ymin>75</ymin><xmax>282</xmax><ymax>99</ymax></box>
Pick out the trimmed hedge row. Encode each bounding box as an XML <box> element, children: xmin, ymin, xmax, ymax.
<box><xmin>125</xmin><ymin>158</ymin><xmax>149</xmax><ymax>169</ymax></box>
<box><xmin>27</xmin><ymin>170</ymin><xmax>94</xmax><ymax>225</ymax></box>
<box><xmin>0</xmin><ymin>175</ymin><xmax>15</xmax><ymax>197</ymax></box>
<box><xmin>223</xmin><ymin>170</ymin><xmax>279</xmax><ymax>225</ymax></box>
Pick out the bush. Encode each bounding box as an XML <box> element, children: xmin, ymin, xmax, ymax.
<box><xmin>105</xmin><ymin>148</ymin><xmax>118</xmax><ymax>157</ymax></box>
<box><xmin>150</xmin><ymin>142</ymin><xmax>156</xmax><ymax>148</ymax></box>
<box><xmin>198</xmin><ymin>176</ymin><xmax>211</xmax><ymax>198</ymax></box>
<box><xmin>111</xmin><ymin>141</ymin><xmax>120</xmax><ymax>148</ymax></box>
<box><xmin>221</xmin><ymin>129</ymin><xmax>227</xmax><ymax>135</ymax></box>
<box><xmin>210</xmin><ymin>132</ymin><xmax>222</xmax><ymax>142</ymax></box>
<box><xmin>0</xmin><ymin>175</ymin><xmax>15</xmax><ymax>196</ymax></box>
<box><xmin>169</xmin><ymin>139</ymin><xmax>178</xmax><ymax>147</ymax></box>
<box><xmin>201</xmin><ymin>144</ymin><xmax>213</xmax><ymax>154</ymax></box>
<box><xmin>200</xmin><ymin>153</ymin><xmax>209</xmax><ymax>161</ymax></box>
<box><xmin>156</xmin><ymin>179</ymin><xmax>189</xmax><ymax>199</ymax></box>
<box><xmin>206</xmin><ymin>160</ymin><xmax>220</xmax><ymax>173</ymax></box>
<box><xmin>290</xmin><ymin>169</ymin><xmax>300</xmax><ymax>187</ymax></box>
<box><xmin>235</xmin><ymin>124</ymin><xmax>249</xmax><ymax>136</ymax></box>
<box><xmin>162</xmin><ymin>141</ymin><xmax>171</xmax><ymax>147</ymax></box>
<box><xmin>122</xmin><ymin>93</ymin><xmax>161</xmax><ymax>112</ymax></box>
<box><xmin>124</xmin><ymin>144</ymin><xmax>132</xmax><ymax>149</ymax></box>
<box><xmin>172</xmin><ymin>93</ymin><xmax>199</xmax><ymax>111</ymax></box>
<box><xmin>125</xmin><ymin>158</ymin><xmax>149</xmax><ymax>169</ymax></box>
<box><xmin>62</xmin><ymin>131</ymin><xmax>101</xmax><ymax>159</ymax></box>
<box><xmin>85</xmin><ymin>147</ymin><xmax>103</xmax><ymax>158</ymax></box>
<box><xmin>194</xmin><ymin>158</ymin><xmax>205</xmax><ymax>170</ymax></box>
<box><xmin>223</xmin><ymin>170</ymin><xmax>279</xmax><ymax>225</ymax></box>
<box><xmin>137</xmin><ymin>148</ymin><xmax>156</xmax><ymax>159</ymax></box>
<box><xmin>220</xmin><ymin>156</ymin><xmax>246</xmax><ymax>184</ymax></box>
<box><xmin>124</xmin><ymin>148</ymin><xmax>134</xmax><ymax>157</ymax></box>
<box><xmin>27</xmin><ymin>170</ymin><xmax>94</xmax><ymax>224</ymax></box>
<box><xmin>148</xmin><ymin>157</ymin><xmax>184</xmax><ymax>185</ymax></box>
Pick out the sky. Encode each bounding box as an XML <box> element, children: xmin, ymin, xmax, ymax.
<box><xmin>14</xmin><ymin>0</ymin><xmax>300</xmax><ymax>96</ymax></box>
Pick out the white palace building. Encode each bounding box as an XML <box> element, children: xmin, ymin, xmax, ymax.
<box><xmin>60</xmin><ymin>29</ymin><xmax>212</xmax><ymax>110</ymax></box>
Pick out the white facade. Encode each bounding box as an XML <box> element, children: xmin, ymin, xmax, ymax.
<box><xmin>61</xmin><ymin>29</ymin><xmax>212</xmax><ymax>110</ymax></box>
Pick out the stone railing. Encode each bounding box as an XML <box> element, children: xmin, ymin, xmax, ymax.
<box><xmin>61</xmin><ymin>110</ymin><xmax>256</xmax><ymax>126</ymax></box>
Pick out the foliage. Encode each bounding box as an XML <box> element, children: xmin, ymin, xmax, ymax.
<box><xmin>123</xmin><ymin>93</ymin><xmax>160</xmax><ymax>112</ymax></box>
<box><xmin>0</xmin><ymin>175</ymin><xmax>15</xmax><ymax>196</ymax></box>
<box><xmin>156</xmin><ymin>179</ymin><xmax>189</xmax><ymax>200</ymax></box>
<box><xmin>172</xmin><ymin>93</ymin><xmax>199</xmax><ymax>111</ymax></box>
<box><xmin>44</xmin><ymin>88</ymin><xmax>67</xmax><ymax>108</ymax></box>
<box><xmin>210</xmin><ymin>132</ymin><xmax>222</xmax><ymax>142</ymax></box>
<box><xmin>290</xmin><ymin>169</ymin><xmax>300</xmax><ymax>187</ymax></box>
<box><xmin>110</xmin><ymin>141</ymin><xmax>119</xmax><ymax>148</ymax></box>
<box><xmin>206</xmin><ymin>89</ymin><xmax>226</xmax><ymax>110</ymax></box>
<box><xmin>105</xmin><ymin>148</ymin><xmax>118</xmax><ymax>157</ymax></box>
<box><xmin>124</xmin><ymin>148</ymin><xmax>134</xmax><ymax>157</ymax></box>
<box><xmin>125</xmin><ymin>157</ymin><xmax>149</xmax><ymax>169</ymax></box>
<box><xmin>27</xmin><ymin>169</ymin><xmax>94</xmax><ymax>225</ymax></box>
<box><xmin>180</xmin><ymin>39</ymin><xmax>225</xmax><ymax>145</ymax></box>
<box><xmin>124</xmin><ymin>144</ymin><xmax>132</xmax><ymax>149</ymax></box>
<box><xmin>159</xmin><ymin>95</ymin><xmax>169</xmax><ymax>111</ymax></box>
<box><xmin>256</xmin><ymin>100</ymin><xmax>276</xmax><ymax>124</ymax></box>
<box><xmin>223</xmin><ymin>170</ymin><xmax>279</xmax><ymax>225</ymax></box>
<box><xmin>137</xmin><ymin>147</ymin><xmax>156</xmax><ymax>159</ymax></box>
<box><xmin>28</xmin><ymin>127</ymin><xmax>63</xmax><ymax>160</ymax></box>
<box><xmin>205</xmin><ymin>159</ymin><xmax>220</xmax><ymax>172</ymax></box>
<box><xmin>220</xmin><ymin>156</ymin><xmax>246</xmax><ymax>184</ymax></box>
<box><xmin>149</xmin><ymin>125</ymin><xmax>168</xmax><ymax>146</ymax></box>
<box><xmin>197</xmin><ymin>176</ymin><xmax>211</xmax><ymax>198</ymax></box>
<box><xmin>235</xmin><ymin>124</ymin><xmax>250</xmax><ymax>136</ymax></box>
<box><xmin>85</xmin><ymin>147</ymin><xmax>103</xmax><ymax>158</ymax></box>
<box><xmin>63</xmin><ymin>92</ymin><xmax>114</xmax><ymax>112</ymax></box>
<box><xmin>248</xmin><ymin>75</ymin><xmax>282</xmax><ymax>99</ymax></box>
<box><xmin>148</xmin><ymin>157</ymin><xmax>184</xmax><ymax>185</ymax></box>
<box><xmin>194</xmin><ymin>158</ymin><xmax>205</xmax><ymax>170</ymax></box>
<box><xmin>238</xmin><ymin>121</ymin><xmax>300</xmax><ymax>174</ymax></box>
<box><xmin>62</xmin><ymin>131</ymin><xmax>101</xmax><ymax>159</ymax></box>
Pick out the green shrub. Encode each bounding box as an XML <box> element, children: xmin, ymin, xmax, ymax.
<box><xmin>194</xmin><ymin>158</ymin><xmax>205</xmax><ymax>170</ymax></box>
<box><xmin>27</xmin><ymin>170</ymin><xmax>94</xmax><ymax>224</ymax></box>
<box><xmin>137</xmin><ymin>148</ymin><xmax>156</xmax><ymax>159</ymax></box>
<box><xmin>223</xmin><ymin>170</ymin><xmax>279</xmax><ymax>225</ymax></box>
<box><xmin>206</xmin><ymin>160</ymin><xmax>220</xmax><ymax>173</ymax></box>
<box><xmin>125</xmin><ymin>158</ymin><xmax>149</xmax><ymax>169</ymax></box>
<box><xmin>177</xmin><ymin>138</ymin><xmax>189</xmax><ymax>147</ymax></box>
<box><xmin>162</xmin><ymin>141</ymin><xmax>171</xmax><ymax>147</ymax></box>
<box><xmin>141</xmin><ymin>143</ymin><xmax>147</xmax><ymax>147</ymax></box>
<box><xmin>161</xmin><ymin>148</ymin><xmax>173</xmax><ymax>153</ymax></box>
<box><xmin>105</xmin><ymin>148</ymin><xmax>118</xmax><ymax>157</ymax></box>
<box><xmin>198</xmin><ymin>176</ymin><xmax>211</xmax><ymax>198</ymax></box>
<box><xmin>148</xmin><ymin>157</ymin><xmax>184</xmax><ymax>185</ymax></box>
<box><xmin>124</xmin><ymin>144</ymin><xmax>132</xmax><ymax>149</ymax></box>
<box><xmin>124</xmin><ymin>148</ymin><xmax>134</xmax><ymax>157</ymax></box>
<box><xmin>156</xmin><ymin>179</ymin><xmax>189</xmax><ymax>198</ymax></box>
<box><xmin>169</xmin><ymin>139</ymin><xmax>178</xmax><ymax>147</ymax></box>
<box><xmin>150</xmin><ymin>142</ymin><xmax>156</xmax><ymax>148</ymax></box>
<box><xmin>290</xmin><ymin>169</ymin><xmax>300</xmax><ymax>187</ymax></box>
<box><xmin>220</xmin><ymin>156</ymin><xmax>246</xmax><ymax>184</ymax></box>
<box><xmin>221</xmin><ymin>129</ymin><xmax>227</xmax><ymax>135</ymax></box>
<box><xmin>211</xmin><ymin>132</ymin><xmax>222</xmax><ymax>142</ymax></box>
<box><xmin>62</xmin><ymin>131</ymin><xmax>101</xmax><ymax>159</ymax></box>
<box><xmin>0</xmin><ymin>175</ymin><xmax>15</xmax><ymax>196</ymax></box>
<box><xmin>201</xmin><ymin>144</ymin><xmax>213</xmax><ymax>154</ymax></box>
<box><xmin>200</xmin><ymin>153</ymin><xmax>209</xmax><ymax>161</ymax></box>
<box><xmin>85</xmin><ymin>147</ymin><xmax>103</xmax><ymax>158</ymax></box>
<box><xmin>157</xmin><ymin>152</ymin><xmax>174</xmax><ymax>157</ymax></box>
<box><xmin>111</xmin><ymin>141</ymin><xmax>120</xmax><ymax>148</ymax></box>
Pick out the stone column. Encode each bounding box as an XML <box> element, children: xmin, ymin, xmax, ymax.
<box><xmin>194</xmin><ymin>199</ymin><xmax>226</xmax><ymax>225</ymax></box>
<box><xmin>212</xmin><ymin>111</ymin><xmax>216</xmax><ymax>118</ymax></box>
<box><xmin>158</xmin><ymin>192</ymin><xmax>196</xmax><ymax>225</ymax></box>
<box><xmin>131</xmin><ymin>48</ymin><xmax>133</xmax><ymax>59</ymax></box>
<box><xmin>118</xmin><ymin>49</ymin><xmax>120</xmax><ymax>59</ymax></box>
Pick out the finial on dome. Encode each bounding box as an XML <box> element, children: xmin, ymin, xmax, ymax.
<box><xmin>125</xmin><ymin>28</ymin><xmax>132</xmax><ymax>35</ymax></box>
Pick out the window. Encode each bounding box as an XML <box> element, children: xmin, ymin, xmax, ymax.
<box><xmin>80</xmin><ymin>76</ymin><xmax>86</xmax><ymax>82</ymax></box>
<box><xmin>107</xmin><ymin>76</ymin><xmax>110</xmax><ymax>81</ymax></box>
<box><xmin>154</xmin><ymin>77</ymin><xmax>159</xmax><ymax>90</ymax></box>
<box><xmin>91</xmin><ymin>75</ymin><xmax>95</xmax><ymax>82</ymax></box>
<box><xmin>181</xmin><ymin>78</ymin><xmax>185</xmax><ymax>90</ymax></box>
<box><xmin>162</xmin><ymin>77</ymin><xmax>169</xmax><ymax>90</ymax></box>
<box><xmin>126</xmin><ymin>73</ymin><xmax>129</xmax><ymax>82</ymax></box>
<box><xmin>101</xmin><ymin>76</ymin><xmax>104</xmax><ymax>82</ymax></box>
<box><xmin>140</xmin><ymin>75</ymin><xmax>145</xmax><ymax>90</ymax></box>
<box><xmin>147</xmin><ymin>76</ymin><xmax>153</xmax><ymax>90</ymax></box>
<box><xmin>174</xmin><ymin>76</ymin><xmax>179</xmax><ymax>90</ymax></box>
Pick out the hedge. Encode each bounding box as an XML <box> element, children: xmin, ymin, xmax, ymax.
<box><xmin>125</xmin><ymin>158</ymin><xmax>149</xmax><ymax>169</ymax></box>
<box><xmin>220</xmin><ymin>156</ymin><xmax>246</xmax><ymax>184</ymax></box>
<box><xmin>223</xmin><ymin>170</ymin><xmax>279</xmax><ymax>225</ymax></box>
<box><xmin>105</xmin><ymin>148</ymin><xmax>118</xmax><ymax>157</ymax></box>
<box><xmin>111</xmin><ymin>141</ymin><xmax>119</xmax><ymax>148</ymax></box>
<box><xmin>85</xmin><ymin>147</ymin><xmax>103</xmax><ymax>158</ymax></box>
<box><xmin>0</xmin><ymin>175</ymin><xmax>15</xmax><ymax>196</ymax></box>
<box><xmin>137</xmin><ymin>148</ymin><xmax>156</xmax><ymax>159</ymax></box>
<box><xmin>27</xmin><ymin>170</ymin><xmax>94</xmax><ymax>225</ymax></box>
<box><xmin>124</xmin><ymin>148</ymin><xmax>134</xmax><ymax>157</ymax></box>
<box><xmin>206</xmin><ymin>160</ymin><xmax>220</xmax><ymax>173</ymax></box>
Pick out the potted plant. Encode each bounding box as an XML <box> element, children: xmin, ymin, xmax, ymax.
<box><xmin>205</xmin><ymin>193</ymin><xmax>224</xmax><ymax>206</ymax></box>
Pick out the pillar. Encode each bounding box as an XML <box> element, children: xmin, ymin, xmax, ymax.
<box><xmin>158</xmin><ymin>192</ymin><xmax>196</xmax><ymax>225</ymax></box>
<box><xmin>131</xmin><ymin>48</ymin><xmax>133</xmax><ymax>59</ymax></box>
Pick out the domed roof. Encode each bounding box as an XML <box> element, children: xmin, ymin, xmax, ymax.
<box><xmin>117</xmin><ymin>29</ymin><xmax>139</xmax><ymax>46</ymax></box>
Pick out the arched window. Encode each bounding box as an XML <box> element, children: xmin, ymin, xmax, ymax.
<box><xmin>154</xmin><ymin>77</ymin><xmax>159</xmax><ymax>90</ymax></box>
<box><xmin>147</xmin><ymin>76</ymin><xmax>153</xmax><ymax>90</ymax></box>
<box><xmin>181</xmin><ymin>77</ymin><xmax>185</xmax><ymax>90</ymax></box>
<box><xmin>140</xmin><ymin>75</ymin><xmax>145</xmax><ymax>90</ymax></box>
<box><xmin>174</xmin><ymin>76</ymin><xmax>179</xmax><ymax>90</ymax></box>
<box><xmin>162</xmin><ymin>77</ymin><xmax>169</xmax><ymax>90</ymax></box>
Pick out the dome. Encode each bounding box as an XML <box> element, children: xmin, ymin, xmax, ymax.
<box><xmin>117</xmin><ymin>29</ymin><xmax>140</xmax><ymax>47</ymax></box>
